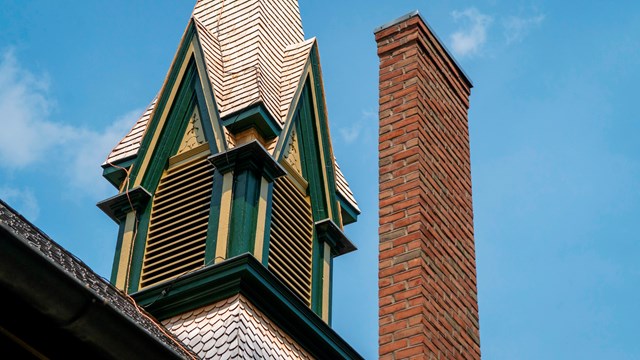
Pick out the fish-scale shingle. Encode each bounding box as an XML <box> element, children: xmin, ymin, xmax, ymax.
<box><xmin>162</xmin><ymin>294</ymin><xmax>312</xmax><ymax>359</ymax></box>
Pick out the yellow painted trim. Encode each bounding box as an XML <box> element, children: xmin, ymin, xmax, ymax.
<box><xmin>168</xmin><ymin>143</ymin><xmax>210</xmax><ymax>169</ymax></box>
<box><xmin>322</xmin><ymin>242</ymin><xmax>331</xmax><ymax>322</ymax></box>
<box><xmin>336</xmin><ymin>201</ymin><xmax>345</xmax><ymax>229</ymax></box>
<box><xmin>307</xmin><ymin>72</ymin><xmax>334</xmax><ymax>220</ymax></box>
<box><xmin>115</xmin><ymin>211</ymin><xmax>137</xmax><ymax>290</ymax></box>
<box><xmin>280</xmin><ymin>160</ymin><xmax>308</xmax><ymax>194</ymax></box>
<box><xmin>253</xmin><ymin>178</ymin><xmax>270</xmax><ymax>262</ymax></box>
<box><xmin>191</xmin><ymin>36</ymin><xmax>226</xmax><ymax>152</ymax></box>
<box><xmin>133</xmin><ymin>44</ymin><xmax>196</xmax><ymax>187</ymax></box>
<box><xmin>215</xmin><ymin>171</ymin><xmax>234</xmax><ymax>263</ymax></box>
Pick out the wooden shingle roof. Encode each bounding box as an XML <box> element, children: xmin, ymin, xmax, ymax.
<box><xmin>193</xmin><ymin>0</ymin><xmax>304</xmax><ymax>124</ymax></box>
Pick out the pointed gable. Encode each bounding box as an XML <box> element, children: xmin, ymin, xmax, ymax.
<box><xmin>176</xmin><ymin>106</ymin><xmax>207</xmax><ymax>154</ymax></box>
<box><xmin>279</xmin><ymin>38</ymin><xmax>315</xmax><ymax>121</ymax></box>
<box><xmin>103</xmin><ymin>1</ymin><xmax>357</xmax><ymax>211</ymax></box>
<box><xmin>104</xmin><ymin>98</ymin><xmax>157</xmax><ymax>165</ymax></box>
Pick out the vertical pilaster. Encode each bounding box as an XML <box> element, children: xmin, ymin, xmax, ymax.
<box><xmin>209</xmin><ymin>141</ymin><xmax>286</xmax><ymax>263</ymax></box>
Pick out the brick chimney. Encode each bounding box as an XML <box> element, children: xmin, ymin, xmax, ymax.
<box><xmin>375</xmin><ymin>11</ymin><xmax>480</xmax><ymax>359</ymax></box>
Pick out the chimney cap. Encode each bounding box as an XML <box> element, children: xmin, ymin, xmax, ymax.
<box><xmin>374</xmin><ymin>10</ymin><xmax>473</xmax><ymax>88</ymax></box>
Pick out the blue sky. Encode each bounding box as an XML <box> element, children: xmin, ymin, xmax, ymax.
<box><xmin>1</xmin><ymin>1</ymin><xmax>639</xmax><ymax>359</ymax></box>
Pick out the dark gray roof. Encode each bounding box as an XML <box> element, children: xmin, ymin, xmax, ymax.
<box><xmin>0</xmin><ymin>199</ymin><xmax>196</xmax><ymax>359</ymax></box>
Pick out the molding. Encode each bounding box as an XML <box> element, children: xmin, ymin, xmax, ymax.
<box><xmin>130</xmin><ymin>22</ymin><xmax>197</xmax><ymax>188</ymax></box>
<box><xmin>373</xmin><ymin>10</ymin><xmax>419</xmax><ymax>33</ymax></box>
<box><xmin>221</xmin><ymin>103</ymin><xmax>281</xmax><ymax>140</ymax></box>
<box><xmin>308</xmin><ymin>49</ymin><xmax>341</xmax><ymax>224</ymax></box>
<box><xmin>208</xmin><ymin>140</ymin><xmax>286</xmax><ymax>182</ymax></box>
<box><xmin>338</xmin><ymin>195</ymin><xmax>359</xmax><ymax>225</ymax></box>
<box><xmin>192</xmin><ymin>25</ymin><xmax>226</xmax><ymax>152</ymax></box>
<box><xmin>96</xmin><ymin>187</ymin><xmax>152</xmax><ymax>224</ymax></box>
<box><xmin>132</xmin><ymin>253</ymin><xmax>363</xmax><ymax>360</ymax></box>
<box><xmin>315</xmin><ymin>219</ymin><xmax>357</xmax><ymax>256</ymax></box>
<box><xmin>101</xmin><ymin>157</ymin><xmax>136</xmax><ymax>190</ymax></box>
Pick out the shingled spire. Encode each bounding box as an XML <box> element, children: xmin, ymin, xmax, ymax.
<box><xmin>193</xmin><ymin>0</ymin><xmax>306</xmax><ymax>124</ymax></box>
<box><xmin>98</xmin><ymin>1</ymin><xmax>362</xmax><ymax>358</ymax></box>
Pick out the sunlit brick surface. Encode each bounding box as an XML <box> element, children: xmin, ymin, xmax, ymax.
<box><xmin>376</xmin><ymin>14</ymin><xmax>480</xmax><ymax>360</ymax></box>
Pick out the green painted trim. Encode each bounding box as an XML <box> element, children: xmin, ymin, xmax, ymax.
<box><xmin>208</xmin><ymin>141</ymin><xmax>286</xmax><ymax>260</ymax></box>
<box><xmin>127</xmin><ymin>200</ymin><xmax>151</xmax><ymax>293</ymax></box>
<box><xmin>140</xmin><ymin>69</ymin><xmax>198</xmax><ymax>192</ymax></box>
<box><xmin>311</xmin><ymin>232</ymin><xmax>324</xmax><ymax>316</ymax></box>
<box><xmin>110</xmin><ymin>220</ymin><xmax>127</xmax><ymax>284</ymax></box>
<box><xmin>204</xmin><ymin>170</ymin><xmax>224</xmax><ymax>265</ymax></box>
<box><xmin>129</xmin><ymin>22</ymin><xmax>197</xmax><ymax>187</ymax></box>
<box><xmin>309</xmin><ymin>46</ymin><xmax>341</xmax><ymax>224</ymax></box>
<box><xmin>328</xmin><ymin>254</ymin><xmax>334</xmax><ymax>325</ymax></box>
<box><xmin>98</xmin><ymin>188</ymin><xmax>148</xmax><ymax>288</ymax></box>
<box><xmin>101</xmin><ymin>157</ymin><xmax>136</xmax><ymax>189</ymax></box>
<box><xmin>132</xmin><ymin>254</ymin><xmax>363</xmax><ymax>360</ymax></box>
<box><xmin>96</xmin><ymin>187</ymin><xmax>152</xmax><ymax>224</ymax></box>
<box><xmin>126</xmin><ymin>59</ymin><xmax>207</xmax><ymax>293</ymax></box>
<box><xmin>221</xmin><ymin>103</ymin><xmax>281</xmax><ymax>139</ymax></box>
<box><xmin>227</xmin><ymin>169</ymin><xmax>260</xmax><ymax>257</ymax></box>
<box><xmin>315</xmin><ymin>219</ymin><xmax>357</xmax><ymax>257</ymax></box>
<box><xmin>191</xmin><ymin>29</ymin><xmax>226</xmax><ymax>153</ymax></box>
<box><xmin>292</xmin><ymin>81</ymin><xmax>335</xmax><ymax>317</ymax></box>
<box><xmin>208</xmin><ymin>141</ymin><xmax>286</xmax><ymax>181</ymax></box>
<box><xmin>338</xmin><ymin>196</ymin><xmax>359</xmax><ymax>225</ymax></box>
<box><xmin>261</xmin><ymin>183</ymin><xmax>274</xmax><ymax>267</ymax></box>
<box><xmin>194</xmin><ymin>76</ymin><xmax>219</xmax><ymax>154</ymax></box>
<box><xmin>296</xmin><ymin>84</ymin><xmax>328</xmax><ymax>220</ymax></box>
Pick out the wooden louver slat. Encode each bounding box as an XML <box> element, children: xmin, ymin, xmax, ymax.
<box><xmin>268</xmin><ymin>176</ymin><xmax>313</xmax><ymax>306</ymax></box>
<box><xmin>140</xmin><ymin>155</ymin><xmax>214</xmax><ymax>289</ymax></box>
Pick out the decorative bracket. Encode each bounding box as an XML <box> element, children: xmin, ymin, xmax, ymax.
<box><xmin>208</xmin><ymin>140</ymin><xmax>286</xmax><ymax>182</ymax></box>
<box><xmin>314</xmin><ymin>219</ymin><xmax>356</xmax><ymax>256</ymax></box>
<box><xmin>96</xmin><ymin>186</ymin><xmax>152</xmax><ymax>224</ymax></box>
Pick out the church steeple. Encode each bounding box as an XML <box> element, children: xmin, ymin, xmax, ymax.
<box><xmin>97</xmin><ymin>1</ymin><xmax>362</xmax><ymax>358</ymax></box>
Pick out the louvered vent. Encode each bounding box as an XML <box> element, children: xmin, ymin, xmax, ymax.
<box><xmin>140</xmin><ymin>155</ymin><xmax>214</xmax><ymax>289</ymax></box>
<box><xmin>269</xmin><ymin>176</ymin><xmax>313</xmax><ymax>306</ymax></box>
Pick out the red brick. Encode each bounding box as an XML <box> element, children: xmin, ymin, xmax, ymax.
<box><xmin>396</xmin><ymin>345</ymin><xmax>424</xmax><ymax>359</ymax></box>
<box><xmin>395</xmin><ymin>305</ymin><xmax>422</xmax><ymax>320</ymax></box>
<box><xmin>377</xmin><ymin>12</ymin><xmax>479</xmax><ymax>360</ymax></box>
<box><xmin>380</xmin><ymin>319</ymin><xmax>408</xmax><ymax>336</ymax></box>
<box><xmin>380</xmin><ymin>339</ymin><xmax>409</xmax><ymax>356</ymax></box>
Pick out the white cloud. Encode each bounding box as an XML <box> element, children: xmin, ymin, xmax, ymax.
<box><xmin>339</xmin><ymin>109</ymin><xmax>378</xmax><ymax>144</ymax></box>
<box><xmin>0</xmin><ymin>186</ymin><xmax>40</xmax><ymax>220</ymax></box>
<box><xmin>0</xmin><ymin>49</ymin><xmax>77</xmax><ymax>168</ymax></box>
<box><xmin>339</xmin><ymin>122</ymin><xmax>362</xmax><ymax>144</ymax></box>
<box><xmin>361</xmin><ymin>109</ymin><xmax>377</xmax><ymax>120</ymax></box>
<box><xmin>450</xmin><ymin>8</ymin><xmax>493</xmax><ymax>57</ymax></box>
<box><xmin>66</xmin><ymin>110</ymin><xmax>140</xmax><ymax>198</ymax></box>
<box><xmin>503</xmin><ymin>14</ymin><xmax>545</xmax><ymax>44</ymax></box>
<box><xmin>0</xmin><ymin>49</ymin><xmax>141</xmax><ymax>199</ymax></box>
